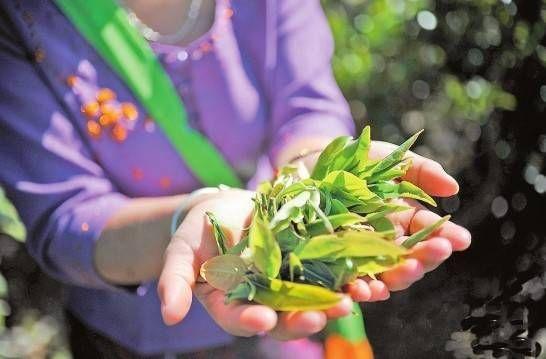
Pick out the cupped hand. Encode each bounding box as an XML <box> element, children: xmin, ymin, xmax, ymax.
<box><xmin>358</xmin><ymin>141</ymin><xmax>472</xmax><ymax>294</ymax></box>
<box><xmin>157</xmin><ymin>190</ymin><xmax>379</xmax><ymax>341</ymax></box>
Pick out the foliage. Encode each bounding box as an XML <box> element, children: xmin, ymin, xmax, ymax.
<box><xmin>323</xmin><ymin>0</ymin><xmax>545</xmax><ymax>173</ymax></box>
<box><xmin>200</xmin><ymin>128</ymin><xmax>446</xmax><ymax>310</ymax></box>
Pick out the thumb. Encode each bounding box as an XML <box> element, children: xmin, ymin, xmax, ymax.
<box><xmin>157</xmin><ymin>237</ymin><xmax>197</xmax><ymax>326</ymax></box>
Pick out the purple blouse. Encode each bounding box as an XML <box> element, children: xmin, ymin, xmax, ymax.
<box><xmin>0</xmin><ymin>0</ymin><xmax>354</xmax><ymax>354</ymax></box>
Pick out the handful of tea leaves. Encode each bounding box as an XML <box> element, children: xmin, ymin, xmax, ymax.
<box><xmin>200</xmin><ymin>127</ymin><xmax>450</xmax><ymax>311</ymax></box>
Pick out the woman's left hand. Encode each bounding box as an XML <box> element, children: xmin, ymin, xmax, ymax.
<box><xmin>344</xmin><ymin>141</ymin><xmax>471</xmax><ymax>301</ymax></box>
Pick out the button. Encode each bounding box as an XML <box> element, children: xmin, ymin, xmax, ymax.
<box><xmin>177</xmin><ymin>50</ymin><xmax>189</xmax><ymax>62</ymax></box>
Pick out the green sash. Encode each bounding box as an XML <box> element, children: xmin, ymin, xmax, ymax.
<box><xmin>54</xmin><ymin>0</ymin><xmax>242</xmax><ymax>188</ymax></box>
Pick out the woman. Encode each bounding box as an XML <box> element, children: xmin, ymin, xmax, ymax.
<box><xmin>0</xmin><ymin>0</ymin><xmax>471</xmax><ymax>357</ymax></box>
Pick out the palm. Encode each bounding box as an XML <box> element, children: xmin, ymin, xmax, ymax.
<box><xmin>158</xmin><ymin>141</ymin><xmax>471</xmax><ymax>340</ymax></box>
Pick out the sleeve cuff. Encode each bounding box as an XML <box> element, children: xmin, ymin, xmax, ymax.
<box><xmin>268</xmin><ymin>114</ymin><xmax>355</xmax><ymax>167</ymax></box>
<box><xmin>47</xmin><ymin>192</ymin><xmax>131</xmax><ymax>291</ymax></box>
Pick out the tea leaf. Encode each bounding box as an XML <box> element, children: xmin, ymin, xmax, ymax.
<box><xmin>226</xmin><ymin>236</ymin><xmax>249</xmax><ymax>255</ymax></box>
<box><xmin>276</xmin><ymin>179</ymin><xmax>315</xmax><ymax>200</ymax></box>
<box><xmin>277</xmin><ymin>226</ymin><xmax>305</xmax><ymax>252</ymax></box>
<box><xmin>247</xmin><ymin>275</ymin><xmax>342</xmax><ymax>311</ymax></box>
<box><xmin>307</xmin><ymin>213</ymin><xmax>366</xmax><ymax>237</ymax></box>
<box><xmin>402</xmin><ymin>215</ymin><xmax>451</xmax><ymax>249</ymax></box>
<box><xmin>200</xmin><ymin>254</ymin><xmax>248</xmax><ymax>291</ymax></box>
<box><xmin>307</xmin><ymin>190</ymin><xmax>333</xmax><ymax>233</ymax></box>
<box><xmin>329</xmin><ymin>258</ymin><xmax>359</xmax><ymax>290</ymax></box>
<box><xmin>257</xmin><ymin>181</ymin><xmax>273</xmax><ymax>196</ymax></box>
<box><xmin>330</xmin><ymin>198</ymin><xmax>349</xmax><ymax>214</ymax></box>
<box><xmin>205</xmin><ymin>212</ymin><xmax>228</xmax><ymax>255</ymax></box>
<box><xmin>323</xmin><ymin>171</ymin><xmax>377</xmax><ymax>202</ymax></box>
<box><xmin>270</xmin><ymin>191</ymin><xmax>310</xmax><ymax>230</ymax></box>
<box><xmin>368</xmin><ymin>159</ymin><xmax>411</xmax><ymax>183</ymax></box>
<box><xmin>368</xmin><ymin>217</ymin><xmax>396</xmax><ymax>240</ymax></box>
<box><xmin>311</xmin><ymin>136</ymin><xmax>352</xmax><ymax>180</ymax></box>
<box><xmin>288</xmin><ymin>253</ymin><xmax>304</xmax><ymax>282</ymax></box>
<box><xmin>353</xmin><ymin>126</ymin><xmax>372</xmax><ymax>173</ymax></box>
<box><xmin>225</xmin><ymin>280</ymin><xmax>256</xmax><ymax>303</ymax></box>
<box><xmin>302</xmin><ymin>260</ymin><xmax>337</xmax><ymax>289</ymax></box>
<box><xmin>250</xmin><ymin>216</ymin><xmax>282</xmax><ymax>278</ymax></box>
<box><xmin>370</xmin><ymin>181</ymin><xmax>437</xmax><ymax>207</ymax></box>
<box><xmin>297</xmin><ymin>230</ymin><xmax>407</xmax><ymax>261</ymax></box>
<box><xmin>354</xmin><ymin>256</ymin><xmax>402</xmax><ymax>277</ymax></box>
<box><xmin>363</xmin><ymin>204</ymin><xmax>411</xmax><ymax>222</ymax></box>
<box><xmin>369</xmin><ymin>130</ymin><xmax>423</xmax><ymax>177</ymax></box>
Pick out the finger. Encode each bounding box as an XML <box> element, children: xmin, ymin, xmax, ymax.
<box><xmin>345</xmin><ymin>279</ymin><xmax>372</xmax><ymax>302</ymax></box>
<box><xmin>408</xmin><ymin>210</ymin><xmax>471</xmax><ymax>251</ymax></box>
<box><xmin>409</xmin><ymin>237</ymin><xmax>453</xmax><ymax>272</ymax></box>
<box><xmin>324</xmin><ymin>295</ymin><xmax>353</xmax><ymax>319</ymax></box>
<box><xmin>403</xmin><ymin>157</ymin><xmax>459</xmax><ymax>197</ymax></box>
<box><xmin>269</xmin><ymin>311</ymin><xmax>327</xmax><ymax>341</ymax></box>
<box><xmin>157</xmin><ymin>238</ymin><xmax>197</xmax><ymax>326</ymax></box>
<box><xmin>369</xmin><ymin>141</ymin><xmax>459</xmax><ymax>197</ymax></box>
<box><xmin>366</xmin><ymin>279</ymin><xmax>390</xmax><ymax>301</ymax></box>
<box><xmin>380</xmin><ymin>258</ymin><xmax>424</xmax><ymax>291</ymax></box>
<box><xmin>387</xmin><ymin>199</ymin><xmax>425</xmax><ymax>237</ymax></box>
<box><xmin>196</xmin><ymin>286</ymin><xmax>278</xmax><ymax>337</ymax></box>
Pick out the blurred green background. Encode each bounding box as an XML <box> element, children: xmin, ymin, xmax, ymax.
<box><xmin>1</xmin><ymin>0</ymin><xmax>545</xmax><ymax>357</ymax></box>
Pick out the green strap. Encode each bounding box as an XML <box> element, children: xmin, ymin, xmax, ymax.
<box><xmin>326</xmin><ymin>303</ymin><xmax>367</xmax><ymax>343</ymax></box>
<box><xmin>54</xmin><ymin>0</ymin><xmax>242</xmax><ymax>188</ymax></box>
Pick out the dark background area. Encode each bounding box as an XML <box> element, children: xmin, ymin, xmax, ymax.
<box><xmin>1</xmin><ymin>0</ymin><xmax>545</xmax><ymax>357</ymax></box>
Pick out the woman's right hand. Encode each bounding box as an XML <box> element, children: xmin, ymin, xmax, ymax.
<box><xmin>157</xmin><ymin>189</ymin><xmax>358</xmax><ymax>340</ymax></box>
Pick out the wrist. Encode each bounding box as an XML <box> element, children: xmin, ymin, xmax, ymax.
<box><xmin>170</xmin><ymin>187</ymin><xmax>225</xmax><ymax>235</ymax></box>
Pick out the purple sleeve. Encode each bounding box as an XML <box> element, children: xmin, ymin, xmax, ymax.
<box><xmin>266</xmin><ymin>0</ymin><xmax>355</xmax><ymax>164</ymax></box>
<box><xmin>0</xmin><ymin>27</ymin><xmax>128</xmax><ymax>290</ymax></box>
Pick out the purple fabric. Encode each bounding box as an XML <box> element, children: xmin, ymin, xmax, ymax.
<box><xmin>0</xmin><ymin>0</ymin><xmax>354</xmax><ymax>355</ymax></box>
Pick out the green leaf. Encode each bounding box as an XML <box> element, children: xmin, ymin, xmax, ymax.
<box><xmin>0</xmin><ymin>188</ymin><xmax>26</xmax><ymax>242</ymax></box>
<box><xmin>296</xmin><ymin>230</ymin><xmax>407</xmax><ymax>261</ymax></box>
<box><xmin>354</xmin><ymin>256</ymin><xmax>402</xmax><ymax>277</ymax></box>
<box><xmin>323</xmin><ymin>171</ymin><xmax>376</xmax><ymax>201</ymax></box>
<box><xmin>247</xmin><ymin>275</ymin><xmax>342</xmax><ymax>311</ymax></box>
<box><xmin>311</xmin><ymin>136</ymin><xmax>352</xmax><ymax>180</ymax></box>
<box><xmin>226</xmin><ymin>236</ymin><xmax>249</xmax><ymax>255</ymax></box>
<box><xmin>288</xmin><ymin>253</ymin><xmax>304</xmax><ymax>282</ymax></box>
<box><xmin>301</xmin><ymin>260</ymin><xmax>337</xmax><ymax>289</ymax></box>
<box><xmin>368</xmin><ymin>217</ymin><xmax>396</xmax><ymax>240</ymax></box>
<box><xmin>226</xmin><ymin>281</ymin><xmax>255</xmax><ymax>303</ymax></box>
<box><xmin>370</xmin><ymin>181</ymin><xmax>437</xmax><ymax>206</ymax></box>
<box><xmin>0</xmin><ymin>274</ymin><xmax>7</xmax><ymax>298</ymax></box>
<box><xmin>363</xmin><ymin>204</ymin><xmax>411</xmax><ymax>222</ymax></box>
<box><xmin>329</xmin><ymin>258</ymin><xmax>359</xmax><ymax>289</ymax></box>
<box><xmin>257</xmin><ymin>181</ymin><xmax>273</xmax><ymax>196</ymax></box>
<box><xmin>307</xmin><ymin>213</ymin><xmax>366</xmax><ymax>237</ymax></box>
<box><xmin>330</xmin><ymin>198</ymin><xmax>349</xmax><ymax>214</ymax></box>
<box><xmin>205</xmin><ymin>212</ymin><xmax>228</xmax><ymax>255</ymax></box>
<box><xmin>402</xmin><ymin>215</ymin><xmax>451</xmax><ymax>249</ymax></box>
<box><xmin>277</xmin><ymin>226</ymin><xmax>305</xmax><ymax>252</ymax></box>
<box><xmin>270</xmin><ymin>191</ymin><xmax>310</xmax><ymax>230</ymax></box>
<box><xmin>200</xmin><ymin>254</ymin><xmax>248</xmax><ymax>291</ymax></box>
<box><xmin>368</xmin><ymin>159</ymin><xmax>411</xmax><ymax>183</ymax></box>
<box><xmin>352</xmin><ymin>126</ymin><xmax>372</xmax><ymax>173</ymax></box>
<box><xmin>275</xmin><ymin>179</ymin><xmax>315</xmax><ymax>200</ymax></box>
<box><xmin>307</xmin><ymin>190</ymin><xmax>333</xmax><ymax>233</ymax></box>
<box><xmin>369</xmin><ymin>130</ymin><xmax>423</xmax><ymax>178</ymax></box>
<box><xmin>249</xmin><ymin>216</ymin><xmax>282</xmax><ymax>278</ymax></box>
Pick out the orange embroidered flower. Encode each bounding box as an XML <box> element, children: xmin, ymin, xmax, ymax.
<box><xmin>111</xmin><ymin>124</ymin><xmax>128</xmax><ymax>142</ymax></box>
<box><xmin>99</xmin><ymin>113</ymin><xmax>117</xmax><ymax>127</ymax></box>
<box><xmin>99</xmin><ymin>102</ymin><xmax>119</xmax><ymax>116</ymax></box>
<box><xmin>96</xmin><ymin>88</ymin><xmax>116</xmax><ymax>103</ymax></box>
<box><xmin>132</xmin><ymin>167</ymin><xmax>144</xmax><ymax>181</ymax></box>
<box><xmin>66</xmin><ymin>75</ymin><xmax>78</xmax><ymax>88</ymax></box>
<box><xmin>82</xmin><ymin>101</ymin><xmax>100</xmax><ymax>118</ymax></box>
<box><xmin>121</xmin><ymin>102</ymin><xmax>138</xmax><ymax>121</ymax></box>
<box><xmin>159</xmin><ymin>177</ymin><xmax>172</xmax><ymax>189</ymax></box>
<box><xmin>86</xmin><ymin>120</ymin><xmax>102</xmax><ymax>138</ymax></box>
